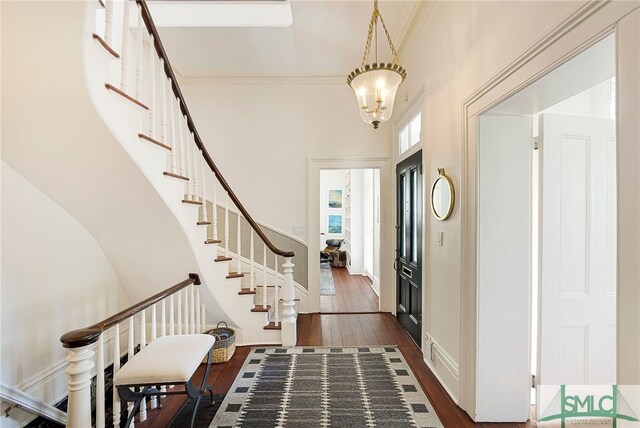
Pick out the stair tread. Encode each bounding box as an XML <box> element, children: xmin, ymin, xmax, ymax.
<box><xmin>226</xmin><ymin>273</ymin><xmax>245</xmax><ymax>279</ymax></box>
<box><xmin>163</xmin><ymin>172</ymin><xmax>189</xmax><ymax>181</ymax></box>
<box><xmin>205</xmin><ymin>239</ymin><xmax>222</xmax><ymax>244</ymax></box>
<box><xmin>238</xmin><ymin>289</ymin><xmax>257</xmax><ymax>295</ymax></box>
<box><xmin>215</xmin><ymin>256</ymin><xmax>232</xmax><ymax>262</ymax></box>
<box><xmin>105</xmin><ymin>83</ymin><xmax>149</xmax><ymax>110</ymax></box>
<box><xmin>197</xmin><ymin>221</ymin><xmax>211</xmax><ymax>225</ymax></box>
<box><xmin>251</xmin><ymin>305</ymin><xmax>271</xmax><ymax>312</ymax></box>
<box><xmin>92</xmin><ymin>33</ymin><xmax>119</xmax><ymax>58</ymax></box>
<box><xmin>139</xmin><ymin>133</ymin><xmax>171</xmax><ymax>151</ymax></box>
<box><xmin>263</xmin><ymin>322</ymin><xmax>282</xmax><ymax>330</ymax></box>
<box><xmin>182</xmin><ymin>199</ymin><xmax>202</xmax><ymax>205</ymax></box>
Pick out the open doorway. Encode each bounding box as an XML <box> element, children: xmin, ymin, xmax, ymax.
<box><xmin>476</xmin><ymin>34</ymin><xmax>617</xmax><ymax>421</ymax></box>
<box><xmin>319</xmin><ymin>168</ymin><xmax>381</xmax><ymax>313</ymax></box>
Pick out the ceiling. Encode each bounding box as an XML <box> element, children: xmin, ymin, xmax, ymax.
<box><xmin>154</xmin><ymin>1</ymin><xmax>422</xmax><ymax>78</ymax></box>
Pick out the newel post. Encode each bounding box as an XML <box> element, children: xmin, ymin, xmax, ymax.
<box><xmin>281</xmin><ymin>257</ymin><xmax>297</xmax><ymax>346</ymax></box>
<box><xmin>60</xmin><ymin>328</ymin><xmax>101</xmax><ymax>428</ymax></box>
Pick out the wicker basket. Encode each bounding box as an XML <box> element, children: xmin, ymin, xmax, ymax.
<box><xmin>204</xmin><ymin>322</ymin><xmax>236</xmax><ymax>363</ymax></box>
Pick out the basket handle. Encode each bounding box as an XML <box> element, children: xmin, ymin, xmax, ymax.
<box><xmin>216</xmin><ymin>321</ymin><xmax>228</xmax><ymax>329</ymax></box>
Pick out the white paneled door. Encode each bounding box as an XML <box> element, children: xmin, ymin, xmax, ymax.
<box><xmin>538</xmin><ymin>113</ymin><xmax>616</xmax><ymax>393</ymax></box>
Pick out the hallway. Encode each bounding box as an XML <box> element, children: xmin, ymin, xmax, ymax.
<box><xmin>138</xmin><ymin>313</ymin><xmax>534</xmax><ymax>427</ymax></box>
<box><xmin>320</xmin><ymin>266</ymin><xmax>380</xmax><ymax>313</ymax></box>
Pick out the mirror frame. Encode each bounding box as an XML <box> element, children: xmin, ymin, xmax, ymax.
<box><xmin>430</xmin><ymin>168</ymin><xmax>455</xmax><ymax>221</ymax></box>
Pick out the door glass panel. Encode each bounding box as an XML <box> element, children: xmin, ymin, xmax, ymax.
<box><xmin>410</xmin><ymin>113</ymin><xmax>422</xmax><ymax>147</ymax></box>
<box><xmin>399</xmin><ymin>126</ymin><xmax>409</xmax><ymax>154</ymax></box>
<box><xmin>400</xmin><ymin>173</ymin><xmax>406</xmax><ymax>258</ymax></box>
<box><xmin>411</xmin><ymin>168</ymin><xmax>418</xmax><ymax>262</ymax></box>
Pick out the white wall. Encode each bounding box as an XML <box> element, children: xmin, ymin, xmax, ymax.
<box><xmin>393</xmin><ymin>0</ymin><xmax>588</xmax><ymax>405</ymax></box>
<box><xmin>372</xmin><ymin>170</ymin><xmax>381</xmax><ymax>294</ymax></box>
<box><xmin>179</xmin><ymin>81</ymin><xmax>392</xmax><ymax>243</ymax></box>
<box><xmin>319</xmin><ymin>169</ymin><xmax>347</xmax><ymax>245</ymax></box>
<box><xmin>0</xmin><ymin>164</ymin><xmax>124</xmax><ymax>427</ymax></box>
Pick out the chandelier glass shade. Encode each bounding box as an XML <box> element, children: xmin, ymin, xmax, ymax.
<box><xmin>347</xmin><ymin>0</ymin><xmax>406</xmax><ymax>129</ymax></box>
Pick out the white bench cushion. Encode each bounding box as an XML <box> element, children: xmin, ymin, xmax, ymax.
<box><xmin>114</xmin><ymin>335</ymin><xmax>215</xmax><ymax>386</ymax></box>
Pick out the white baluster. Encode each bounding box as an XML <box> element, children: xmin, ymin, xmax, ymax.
<box><xmin>212</xmin><ymin>177</ymin><xmax>218</xmax><ymax>240</ymax></box>
<box><xmin>160</xmin><ymin>59</ymin><xmax>167</xmax><ymax>146</ymax></box>
<box><xmin>196</xmin><ymin>289</ymin><xmax>201</xmax><ymax>333</ymax></box>
<box><xmin>160</xmin><ymin>300</ymin><xmax>167</xmax><ymax>397</ymax></box>
<box><xmin>138</xmin><ymin>310</ymin><xmax>147</xmax><ymax>422</ymax></box>
<box><xmin>127</xmin><ymin>317</ymin><xmax>135</xmax><ymax>426</ymax></box>
<box><xmin>183</xmin><ymin>286</ymin><xmax>189</xmax><ymax>334</ymax></box>
<box><xmin>65</xmin><ymin>345</ymin><xmax>94</xmax><ymax>428</ymax></box>
<box><xmin>120</xmin><ymin>0</ymin><xmax>130</xmax><ymax>93</ymax></box>
<box><xmin>201</xmin><ymin>304</ymin><xmax>206</xmax><ymax>332</ymax></box>
<box><xmin>236</xmin><ymin>212</ymin><xmax>242</xmax><ymax>273</ymax></box>
<box><xmin>161</xmin><ymin>299</ymin><xmax>166</xmax><ymax>337</ymax></box>
<box><xmin>190</xmin><ymin>285</ymin><xmax>196</xmax><ymax>334</ymax></box>
<box><xmin>281</xmin><ymin>257</ymin><xmax>297</xmax><ymax>347</ymax></box>
<box><xmin>150</xmin><ymin>304</ymin><xmax>158</xmax><ymax>409</ymax></box>
<box><xmin>250</xmin><ymin>230</ymin><xmax>255</xmax><ymax>292</ymax></box>
<box><xmin>274</xmin><ymin>254</ymin><xmax>280</xmax><ymax>326</ymax></box>
<box><xmin>262</xmin><ymin>244</ymin><xmax>267</xmax><ymax>308</ymax></box>
<box><xmin>147</xmin><ymin>35</ymin><xmax>156</xmax><ymax>138</ymax></box>
<box><xmin>178</xmin><ymin>117</ymin><xmax>191</xmax><ymax>201</ymax></box>
<box><xmin>177</xmin><ymin>289</ymin><xmax>182</xmax><ymax>335</ymax></box>
<box><xmin>191</xmin><ymin>140</ymin><xmax>199</xmax><ymax>202</ymax></box>
<box><xmin>104</xmin><ymin>0</ymin><xmax>114</xmax><ymax>46</ymax></box>
<box><xmin>96</xmin><ymin>334</ymin><xmax>105</xmax><ymax>428</ymax></box>
<box><xmin>200</xmin><ymin>152</ymin><xmax>209</xmax><ymax>223</ymax></box>
<box><xmin>169</xmin><ymin>294</ymin><xmax>175</xmax><ymax>335</ymax></box>
<box><xmin>151</xmin><ymin>305</ymin><xmax>157</xmax><ymax>342</ymax></box>
<box><xmin>134</xmin><ymin>5</ymin><xmax>143</xmax><ymax>101</ymax></box>
<box><xmin>168</xmin><ymin>79</ymin><xmax>177</xmax><ymax>174</ymax></box>
<box><xmin>185</xmin><ymin>130</ymin><xmax>198</xmax><ymax>201</ymax></box>
<box><xmin>224</xmin><ymin>197</ymin><xmax>230</xmax><ymax>257</ymax></box>
<box><xmin>112</xmin><ymin>324</ymin><xmax>121</xmax><ymax>428</ymax></box>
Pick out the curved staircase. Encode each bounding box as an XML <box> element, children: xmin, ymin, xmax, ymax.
<box><xmin>83</xmin><ymin>0</ymin><xmax>298</xmax><ymax>345</ymax></box>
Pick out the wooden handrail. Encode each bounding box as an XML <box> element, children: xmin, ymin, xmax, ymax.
<box><xmin>60</xmin><ymin>273</ymin><xmax>200</xmax><ymax>349</ymax></box>
<box><xmin>136</xmin><ymin>0</ymin><xmax>295</xmax><ymax>258</ymax></box>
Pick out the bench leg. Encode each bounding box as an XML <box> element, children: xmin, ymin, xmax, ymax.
<box><xmin>184</xmin><ymin>347</ymin><xmax>215</xmax><ymax>428</ymax></box>
<box><xmin>117</xmin><ymin>386</ymin><xmax>149</xmax><ymax>428</ymax></box>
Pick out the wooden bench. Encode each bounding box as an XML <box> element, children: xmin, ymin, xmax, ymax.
<box><xmin>114</xmin><ymin>334</ymin><xmax>215</xmax><ymax>428</ymax></box>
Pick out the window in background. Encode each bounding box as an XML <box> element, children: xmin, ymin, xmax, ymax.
<box><xmin>399</xmin><ymin>112</ymin><xmax>422</xmax><ymax>155</ymax></box>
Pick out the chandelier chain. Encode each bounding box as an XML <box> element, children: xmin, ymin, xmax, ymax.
<box><xmin>360</xmin><ymin>0</ymin><xmax>401</xmax><ymax>70</ymax></box>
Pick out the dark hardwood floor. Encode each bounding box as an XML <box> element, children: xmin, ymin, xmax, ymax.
<box><xmin>320</xmin><ymin>266</ymin><xmax>380</xmax><ymax>313</ymax></box>
<box><xmin>137</xmin><ymin>313</ymin><xmax>533</xmax><ymax>427</ymax></box>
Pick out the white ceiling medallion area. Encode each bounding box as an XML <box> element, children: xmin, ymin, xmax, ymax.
<box><xmin>154</xmin><ymin>1</ymin><xmax>428</xmax><ymax>83</ymax></box>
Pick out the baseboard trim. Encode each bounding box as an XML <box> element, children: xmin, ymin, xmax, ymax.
<box><xmin>425</xmin><ymin>336</ymin><xmax>460</xmax><ymax>405</ymax></box>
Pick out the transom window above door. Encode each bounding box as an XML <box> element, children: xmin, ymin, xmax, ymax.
<box><xmin>399</xmin><ymin>112</ymin><xmax>422</xmax><ymax>155</ymax></box>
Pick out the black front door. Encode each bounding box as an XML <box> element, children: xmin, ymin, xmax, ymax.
<box><xmin>396</xmin><ymin>151</ymin><xmax>423</xmax><ymax>346</ymax></box>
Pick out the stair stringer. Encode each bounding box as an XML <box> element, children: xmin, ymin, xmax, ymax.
<box><xmin>81</xmin><ymin>1</ymin><xmax>281</xmax><ymax>344</ymax></box>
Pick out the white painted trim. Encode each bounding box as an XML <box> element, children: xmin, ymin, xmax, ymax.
<box><xmin>424</xmin><ymin>335</ymin><xmax>460</xmax><ymax>406</ymax></box>
<box><xmin>424</xmin><ymin>356</ymin><xmax>460</xmax><ymax>405</ymax></box>
<box><xmin>458</xmin><ymin>1</ymin><xmax>640</xmax><ymax>419</ymax></box>
<box><xmin>0</xmin><ymin>383</ymin><xmax>67</xmax><ymax>426</ymax></box>
<box><xmin>308</xmin><ymin>157</ymin><xmax>393</xmax><ymax>314</ymax></box>
<box><xmin>371</xmin><ymin>275</ymin><xmax>381</xmax><ymax>297</ymax></box>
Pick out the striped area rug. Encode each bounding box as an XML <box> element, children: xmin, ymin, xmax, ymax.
<box><xmin>211</xmin><ymin>346</ymin><xmax>443</xmax><ymax>427</ymax></box>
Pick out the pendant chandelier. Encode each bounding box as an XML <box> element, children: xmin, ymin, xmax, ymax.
<box><xmin>347</xmin><ymin>0</ymin><xmax>406</xmax><ymax>129</ymax></box>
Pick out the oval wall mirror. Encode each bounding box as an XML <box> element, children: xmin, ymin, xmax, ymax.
<box><xmin>431</xmin><ymin>168</ymin><xmax>455</xmax><ymax>221</ymax></box>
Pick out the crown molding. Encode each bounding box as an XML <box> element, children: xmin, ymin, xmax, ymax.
<box><xmin>397</xmin><ymin>1</ymin><xmax>435</xmax><ymax>60</ymax></box>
